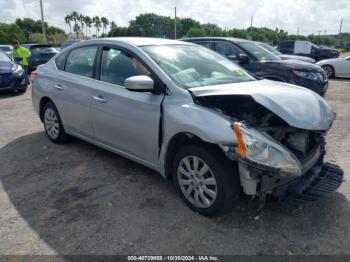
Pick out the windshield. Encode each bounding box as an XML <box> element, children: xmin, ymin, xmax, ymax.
<box><xmin>142</xmin><ymin>45</ymin><xmax>255</xmax><ymax>88</ymax></box>
<box><xmin>258</xmin><ymin>42</ymin><xmax>281</xmax><ymax>55</ymax></box>
<box><xmin>0</xmin><ymin>52</ymin><xmax>11</xmax><ymax>62</ymax></box>
<box><xmin>239</xmin><ymin>42</ymin><xmax>281</xmax><ymax>61</ymax></box>
<box><xmin>0</xmin><ymin>46</ymin><xmax>12</xmax><ymax>52</ymax></box>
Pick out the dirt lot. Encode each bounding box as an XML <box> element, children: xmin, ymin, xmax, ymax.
<box><xmin>0</xmin><ymin>78</ymin><xmax>350</xmax><ymax>256</ymax></box>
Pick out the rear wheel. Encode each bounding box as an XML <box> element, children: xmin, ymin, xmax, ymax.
<box><xmin>173</xmin><ymin>145</ymin><xmax>240</xmax><ymax>216</ymax></box>
<box><xmin>43</xmin><ymin>102</ymin><xmax>70</xmax><ymax>144</ymax></box>
<box><xmin>322</xmin><ymin>65</ymin><xmax>335</xmax><ymax>78</ymax></box>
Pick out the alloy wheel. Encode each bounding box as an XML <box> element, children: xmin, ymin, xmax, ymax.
<box><xmin>44</xmin><ymin>108</ymin><xmax>60</xmax><ymax>140</ymax></box>
<box><xmin>323</xmin><ymin>66</ymin><xmax>333</xmax><ymax>78</ymax></box>
<box><xmin>177</xmin><ymin>155</ymin><xmax>217</xmax><ymax>208</ymax></box>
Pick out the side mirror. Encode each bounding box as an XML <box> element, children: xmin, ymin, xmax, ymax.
<box><xmin>125</xmin><ymin>75</ymin><xmax>154</xmax><ymax>91</ymax></box>
<box><xmin>237</xmin><ymin>54</ymin><xmax>250</xmax><ymax>64</ymax></box>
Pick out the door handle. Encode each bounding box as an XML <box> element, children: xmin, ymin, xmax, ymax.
<box><xmin>92</xmin><ymin>95</ymin><xmax>107</xmax><ymax>103</ymax></box>
<box><xmin>54</xmin><ymin>84</ymin><xmax>64</xmax><ymax>90</ymax></box>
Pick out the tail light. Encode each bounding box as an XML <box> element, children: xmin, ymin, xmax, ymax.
<box><xmin>31</xmin><ymin>71</ymin><xmax>38</xmax><ymax>79</ymax></box>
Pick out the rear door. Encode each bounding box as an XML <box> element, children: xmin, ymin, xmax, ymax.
<box><xmin>90</xmin><ymin>46</ymin><xmax>164</xmax><ymax>165</ymax></box>
<box><xmin>51</xmin><ymin>45</ymin><xmax>99</xmax><ymax>139</ymax></box>
<box><xmin>337</xmin><ymin>57</ymin><xmax>350</xmax><ymax>77</ymax></box>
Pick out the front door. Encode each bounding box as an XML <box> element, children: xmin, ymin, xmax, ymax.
<box><xmin>90</xmin><ymin>46</ymin><xmax>164</xmax><ymax>165</ymax></box>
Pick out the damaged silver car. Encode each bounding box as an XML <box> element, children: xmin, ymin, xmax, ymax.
<box><xmin>32</xmin><ymin>38</ymin><xmax>343</xmax><ymax>216</ymax></box>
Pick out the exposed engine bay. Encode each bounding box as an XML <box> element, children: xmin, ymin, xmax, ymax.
<box><xmin>194</xmin><ymin>94</ymin><xmax>343</xmax><ymax>204</ymax></box>
<box><xmin>195</xmin><ymin>95</ymin><xmax>325</xmax><ymax>160</ymax></box>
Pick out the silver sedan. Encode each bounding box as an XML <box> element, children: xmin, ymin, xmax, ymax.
<box><xmin>32</xmin><ymin>37</ymin><xmax>343</xmax><ymax>215</ymax></box>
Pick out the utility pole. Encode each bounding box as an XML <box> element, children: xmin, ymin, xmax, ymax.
<box><xmin>39</xmin><ymin>0</ymin><xmax>46</xmax><ymax>41</ymax></box>
<box><xmin>174</xmin><ymin>6</ymin><xmax>177</xmax><ymax>39</ymax></box>
<box><xmin>297</xmin><ymin>27</ymin><xmax>299</xmax><ymax>36</ymax></box>
<box><xmin>250</xmin><ymin>16</ymin><xmax>253</xmax><ymax>31</ymax></box>
<box><xmin>339</xmin><ymin>18</ymin><xmax>343</xmax><ymax>35</ymax></box>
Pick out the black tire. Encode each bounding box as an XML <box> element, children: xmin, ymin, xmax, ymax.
<box><xmin>42</xmin><ymin>102</ymin><xmax>70</xmax><ymax>144</ymax></box>
<box><xmin>322</xmin><ymin>65</ymin><xmax>335</xmax><ymax>78</ymax></box>
<box><xmin>16</xmin><ymin>88</ymin><xmax>27</xmax><ymax>94</ymax></box>
<box><xmin>173</xmin><ymin>144</ymin><xmax>240</xmax><ymax>216</ymax></box>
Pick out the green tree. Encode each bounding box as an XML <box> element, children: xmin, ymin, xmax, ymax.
<box><xmin>0</xmin><ymin>23</ymin><xmax>26</xmax><ymax>44</ymax></box>
<box><xmin>64</xmin><ymin>15</ymin><xmax>72</xmax><ymax>36</ymax></box>
<box><xmin>93</xmin><ymin>16</ymin><xmax>101</xmax><ymax>37</ymax></box>
<box><xmin>101</xmin><ymin>17</ymin><xmax>109</xmax><ymax>36</ymax></box>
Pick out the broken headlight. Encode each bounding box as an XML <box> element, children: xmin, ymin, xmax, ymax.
<box><xmin>233</xmin><ymin>122</ymin><xmax>302</xmax><ymax>176</ymax></box>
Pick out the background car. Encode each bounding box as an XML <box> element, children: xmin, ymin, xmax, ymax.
<box><xmin>317</xmin><ymin>56</ymin><xmax>350</xmax><ymax>78</ymax></box>
<box><xmin>277</xmin><ymin>40</ymin><xmax>339</xmax><ymax>61</ymax></box>
<box><xmin>60</xmin><ymin>40</ymin><xmax>82</xmax><ymax>50</ymax></box>
<box><xmin>257</xmin><ymin>42</ymin><xmax>315</xmax><ymax>63</ymax></box>
<box><xmin>183</xmin><ymin>37</ymin><xmax>329</xmax><ymax>96</ymax></box>
<box><xmin>0</xmin><ymin>51</ymin><xmax>27</xmax><ymax>93</ymax></box>
<box><xmin>0</xmin><ymin>45</ymin><xmax>13</xmax><ymax>57</ymax></box>
<box><xmin>26</xmin><ymin>44</ymin><xmax>59</xmax><ymax>73</ymax></box>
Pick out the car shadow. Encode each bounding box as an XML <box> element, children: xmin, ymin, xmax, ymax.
<box><xmin>0</xmin><ymin>91</ymin><xmax>23</xmax><ymax>99</ymax></box>
<box><xmin>331</xmin><ymin>77</ymin><xmax>350</xmax><ymax>82</ymax></box>
<box><xmin>1</xmin><ymin>132</ymin><xmax>350</xmax><ymax>255</ymax></box>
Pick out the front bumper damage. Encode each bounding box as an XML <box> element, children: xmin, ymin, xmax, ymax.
<box><xmin>276</xmin><ymin>163</ymin><xmax>343</xmax><ymax>207</ymax></box>
<box><xmin>238</xmin><ymin>158</ymin><xmax>344</xmax><ymax>206</ymax></box>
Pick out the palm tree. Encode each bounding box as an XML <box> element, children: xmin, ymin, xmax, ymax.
<box><xmin>64</xmin><ymin>14</ymin><xmax>72</xmax><ymax>37</ymax></box>
<box><xmin>101</xmin><ymin>16</ymin><xmax>109</xmax><ymax>36</ymax></box>
<box><xmin>84</xmin><ymin>16</ymin><xmax>93</xmax><ymax>38</ymax></box>
<box><xmin>93</xmin><ymin>16</ymin><xmax>101</xmax><ymax>38</ymax></box>
<box><xmin>79</xmin><ymin>14</ymin><xmax>85</xmax><ymax>38</ymax></box>
<box><xmin>71</xmin><ymin>11</ymin><xmax>79</xmax><ymax>38</ymax></box>
<box><xmin>73</xmin><ymin>23</ymin><xmax>80</xmax><ymax>38</ymax></box>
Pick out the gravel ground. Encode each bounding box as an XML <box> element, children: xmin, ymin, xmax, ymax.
<box><xmin>0</xmin><ymin>78</ymin><xmax>350</xmax><ymax>256</ymax></box>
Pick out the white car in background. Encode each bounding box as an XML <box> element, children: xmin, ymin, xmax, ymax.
<box><xmin>317</xmin><ymin>56</ymin><xmax>350</xmax><ymax>78</ymax></box>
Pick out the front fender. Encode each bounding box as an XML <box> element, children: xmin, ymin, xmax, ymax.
<box><xmin>164</xmin><ymin>102</ymin><xmax>237</xmax><ymax>146</ymax></box>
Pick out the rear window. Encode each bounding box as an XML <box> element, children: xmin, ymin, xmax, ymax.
<box><xmin>0</xmin><ymin>46</ymin><xmax>12</xmax><ymax>52</ymax></box>
<box><xmin>31</xmin><ymin>46</ymin><xmax>57</xmax><ymax>53</ymax></box>
<box><xmin>0</xmin><ymin>52</ymin><xmax>11</xmax><ymax>62</ymax></box>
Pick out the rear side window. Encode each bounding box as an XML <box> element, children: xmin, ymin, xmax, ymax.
<box><xmin>279</xmin><ymin>41</ymin><xmax>294</xmax><ymax>49</ymax></box>
<box><xmin>65</xmin><ymin>46</ymin><xmax>98</xmax><ymax>78</ymax></box>
<box><xmin>55</xmin><ymin>52</ymin><xmax>68</xmax><ymax>71</ymax></box>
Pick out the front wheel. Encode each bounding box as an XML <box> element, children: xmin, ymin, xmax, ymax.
<box><xmin>173</xmin><ymin>145</ymin><xmax>240</xmax><ymax>216</ymax></box>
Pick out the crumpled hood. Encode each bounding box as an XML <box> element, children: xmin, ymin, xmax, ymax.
<box><xmin>190</xmin><ymin>79</ymin><xmax>335</xmax><ymax>131</ymax></box>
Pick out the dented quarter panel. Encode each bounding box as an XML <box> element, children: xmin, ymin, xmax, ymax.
<box><xmin>189</xmin><ymin>79</ymin><xmax>335</xmax><ymax>131</ymax></box>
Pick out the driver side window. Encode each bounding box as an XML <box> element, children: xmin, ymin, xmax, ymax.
<box><xmin>100</xmin><ymin>47</ymin><xmax>150</xmax><ymax>86</ymax></box>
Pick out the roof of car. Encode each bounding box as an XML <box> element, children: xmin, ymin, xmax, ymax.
<box><xmin>182</xmin><ymin>37</ymin><xmax>252</xmax><ymax>43</ymax></box>
<box><xmin>90</xmin><ymin>37</ymin><xmax>194</xmax><ymax>46</ymax></box>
